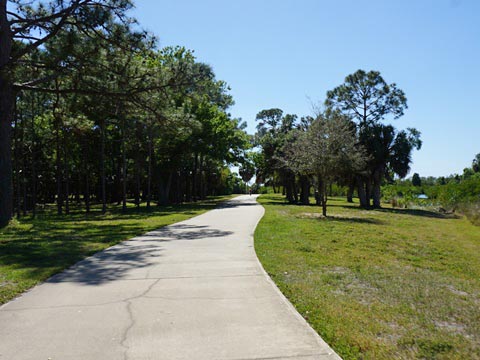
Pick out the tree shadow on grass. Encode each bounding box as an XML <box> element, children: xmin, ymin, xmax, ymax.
<box><xmin>324</xmin><ymin>215</ymin><xmax>385</xmax><ymax>225</ymax></box>
<box><xmin>0</xmin><ymin>222</ymin><xmax>148</xmax><ymax>273</ymax></box>
<box><xmin>261</xmin><ymin>195</ymin><xmax>457</xmax><ymax>221</ymax></box>
<box><xmin>328</xmin><ymin>203</ymin><xmax>457</xmax><ymax>220</ymax></box>
<box><xmin>375</xmin><ymin>207</ymin><xmax>459</xmax><ymax>219</ymax></box>
<box><xmin>38</xmin><ymin>206</ymin><xmax>211</xmax><ymax>223</ymax></box>
<box><xmin>31</xmin><ymin>197</ymin><xmax>231</xmax><ymax>223</ymax></box>
<box><xmin>259</xmin><ymin>200</ymin><xmax>305</xmax><ymax>207</ymax></box>
<box><xmin>296</xmin><ymin>213</ymin><xmax>385</xmax><ymax>225</ymax></box>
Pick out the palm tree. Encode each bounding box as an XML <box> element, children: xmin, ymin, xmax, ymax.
<box><xmin>360</xmin><ymin>124</ymin><xmax>421</xmax><ymax>208</ymax></box>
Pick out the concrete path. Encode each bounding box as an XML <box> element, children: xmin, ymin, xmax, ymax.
<box><xmin>0</xmin><ymin>195</ymin><xmax>340</xmax><ymax>360</ymax></box>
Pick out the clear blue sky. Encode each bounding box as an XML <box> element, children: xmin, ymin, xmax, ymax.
<box><xmin>132</xmin><ymin>0</ymin><xmax>479</xmax><ymax>177</ymax></box>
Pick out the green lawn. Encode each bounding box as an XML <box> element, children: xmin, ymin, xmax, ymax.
<box><xmin>0</xmin><ymin>195</ymin><xmax>234</xmax><ymax>305</ymax></box>
<box><xmin>255</xmin><ymin>193</ymin><xmax>480</xmax><ymax>360</ymax></box>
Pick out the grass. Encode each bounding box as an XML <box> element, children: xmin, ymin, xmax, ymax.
<box><xmin>255</xmin><ymin>193</ymin><xmax>480</xmax><ymax>360</ymax></box>
<box><xmin>0</xmin><ymin>195</ymin><xmax>235</xmax><ymax>305</ymax></box>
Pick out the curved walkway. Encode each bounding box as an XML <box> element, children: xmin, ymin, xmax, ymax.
<box><xmin>0</xmin><ymin>195</ymin><xmax>340</xmax><ymax>360</ymax></box>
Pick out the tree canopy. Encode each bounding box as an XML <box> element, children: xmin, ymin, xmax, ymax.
<box><xmin>254</xmin><ymin>70</ymin><xmax>421</xmax><ymax>213</ymax></box>
<box><xmin>1</xmin><ymin>0</ymin><xmax>251</xmax><ymax>226</ymax></box>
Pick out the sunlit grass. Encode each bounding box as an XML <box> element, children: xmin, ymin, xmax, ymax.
<box><xmin>0</xmin><ymin>196</ymin><xmax>234</xmax><ymax>305</ymax></box>
<box><xmin>255</xmin><ymin>193</ymin><xmax>480</xmax><ymax>359</ymax></box>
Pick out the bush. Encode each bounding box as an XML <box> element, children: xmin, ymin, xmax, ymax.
<box><xmin>459</xmin><ymin>201</ymin><xmax>480</xmax><ymax>226</ymax></box>
<box><xmin>249</xmin><ymin>184</ymin><xmax>269</xmax><ymax>194</ymax></box>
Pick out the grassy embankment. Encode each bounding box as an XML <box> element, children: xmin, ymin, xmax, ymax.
<box><xmin>255</xmin><ymin>193</ymin><xmax>480</xmax><ymax>360</ymax></box>
<box><xmin>0</xmin><ymin>195</ymin><xmax>234</xmax><ymax>305</ymax></box>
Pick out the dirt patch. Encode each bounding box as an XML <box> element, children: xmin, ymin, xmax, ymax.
<box><xmin>446</xmin><ymin>285</ymin><xmax>469</xmax><ymax>297</ymax></box>
<box><xmin>434</xmin><ymin>321</ymin><xmax>467</xmax><ymax>335</ymax></box>
<box><xmin>296</xmin><ymin>212</ymin><xmax>324</xmax><ymax>219</ymax></box>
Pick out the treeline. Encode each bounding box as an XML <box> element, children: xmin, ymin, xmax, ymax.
<box><xmin>1</xmin><ymin>0</ymin><xmax>250</xmax><ymax>226</ymax></box>
<box><xmin>382</xmin><ymin>154</ymin><xmax>480</xmax><ymax>224</ymax></box>
<box><xmin>253</xmin><ymin>70</ymin><xmax>422</xmax><ymax>216</ymax></box>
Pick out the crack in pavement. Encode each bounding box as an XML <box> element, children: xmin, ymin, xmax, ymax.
<box><xmin>142</xmin><ymin>295</ymin><xmax>276</xmax><ymax>301</ymax></box>
<box><xmin>0</xmin><ymin>275</ymin><xmax>269</xmax><ymax>312</ymax></box>
<box><xmin>119</xmin><ymin>278</ymin><xmax>161</xmax><ymax>360</ymax></box>
<box><xmin>230</xmin><ymin>353</ymin><xmax>334</xmax><ymax>360</ymax></box>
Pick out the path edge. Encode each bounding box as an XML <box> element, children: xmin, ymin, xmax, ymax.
<box><xmin>251</xmin><ymin>195</ymin><xmax>343</xmax><ymax>360</ymax></box>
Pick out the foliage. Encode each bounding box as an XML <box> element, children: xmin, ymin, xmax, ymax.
<box><xmin>326</xmin><ymin>70</ymin><xmax>420</xmax><ymax>208</ymax></box>
<box><xmin>1</xmin><ymin>2</ymin><xmax>251</xmax><ymax>226</ymax></box>
<box><xmin>253</xmin><ymin>70</ymin><xmax>421</xmax><ymax>212</ymax></box>
<box><xmin>412</xmin><ymin>172</ymin><xmax>421</xmax><ymax>186</ymax></box>
<box><xmin>382</xmin><ymin>168</ymin><xmax>480</xmax><ymax>225</ymax></box>
<box><xmin>283</xmin><ymin>112</ymin><xmax>366</xmax><ymax>215</ymax></box>
<box><xmin>325</xmin><ymin>69</ymin><xmax>407</xmax><ymax>125</ymax></box>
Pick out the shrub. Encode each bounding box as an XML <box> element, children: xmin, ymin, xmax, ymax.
<box><xmin>459</xmin><ymin>201</ymin><xmax>480</xmax><ymax>226</ymax></box>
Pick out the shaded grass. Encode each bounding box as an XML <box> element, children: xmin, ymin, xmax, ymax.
<box><xmin>255</xmin><ymin>194</ymin><xmax>480</xmax><ymax>359</ymax></box>
<box><xmin>0</xmin><ymin>195</ymin><xmax>235</xmax><ymax>305</ymax></box>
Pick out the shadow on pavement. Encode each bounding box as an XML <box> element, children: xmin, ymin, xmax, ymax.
<box><xmin>142</xmin><ymin>223</ymin><xmax>233</xmax><ymax>241</ymax></box>
<box><xmin>48</xmin><ymin>224</ymin><xmax>233</xmax><ymax>285</ymax></box>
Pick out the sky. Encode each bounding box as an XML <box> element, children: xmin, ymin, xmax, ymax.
<box><xmin>132</xmin><ymin>0</ymin><xmax>480</xmax><ymax>177</ymax></box>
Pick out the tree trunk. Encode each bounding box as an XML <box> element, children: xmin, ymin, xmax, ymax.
<box><xmin>121</xmin><ymin>115</ymin><xmax>127</xmax><ymax>212</ymax></box>
<box><xmin>293</xmin><ymin>174</ymin><xmax>298</xmax><ymax>203</ymax></box>
<box><xmin>64</xmin><ymin>131</ymin><xmax>70</xmax><ymax>215</ymax></box>
<box><xmin>146</xmin><ymin>132</ymin><xmax>152</xmax><ymax>209</ymax></box>
<box><xmin>0</xmin><ymin>1</ymin><xmax>14</xmax><ymax>227</ymax></box>
<box><xmin>100</xmin><ymin>119</ymin><xmax>107</xmax><ymax>213</ymax></box>
<box><xmin>285</xmin><ymin>181</ymin><xmax>293</xmax><ymax>202</ymax></box>
<box><xmin>347</xmin><ymin>181</ymin><xmax>354</xmax><ymax>203</ymax></box>
<box><xmin>31</xmin><ymin>111</ymin><xmax>37</xmax><ymax>218</ymax></box>
<box><xmin>13</xmin><ymin>101</ymin><xmax>20</xmax><ymax>219</ymax></box>
<box><xmin>85</xmin><ymin>172</ymin><xmax>90</xmax><ymax>213</ymax></box>
<box><xmin>192</xmin><ymin>153</ymin><xmax>198</xmax><ymax>202</ymax></box>
<box><xmin>134</xmin><ymin>155</ymin><xmax>140</xmax><ymax>208</ymax></box>
<box><xmin>158</xmin><ymin>172</ymin><xmax>173</xmax><ymax>206</ymax></box>
<box><xmin>199</xmin><ymin>155</ymin><xmax>205</xmax><ymax>200</ymax></box>
<box><xmin>22</xmin><ymin>153</ymin><xmax>27</xmax><ymax>216</ymax></box>
<box><xmin>299</xmin><ymin>175</ymin><xmax>310</xmax><ymax>205</ymax></box>
<box><xmin>55</xmin><ymin>111</ymin><xmax>63</xmax><ymax>215</ymax></box>
<box><xmin>322</xmin><ymin>181</ymin><xmax>327</xmax><ymax>217</ymax></box>
<box><xmin>365</xmin><ymin>177</ymin><xmax>372</xmax><ymax>208</ymax></box>
<box><xmin>83</xmin><ymin>139</ymin><xmax>90</xmax><ymax>214</ymax></box>
<box><xmin>356</xmin><ymin>176</ymin><xmax>368</xmax><ymax>208</ymax></box>
<box><xmin>315</xmin><ymin>178</ymin><xmax>323</xmax><ymax>206</ymax></box>
<box><xmin>185</xmin><ymin>171</ymin><xmax>191</xmax><ymax>202</ymax></box>
<box><xmin>372</xmin><ymin>168</ymin><xmax>382</xmax><ymax>208</ymax></box>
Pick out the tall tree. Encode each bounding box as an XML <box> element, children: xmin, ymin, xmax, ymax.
<box><xmin>239</xmin><ymin>152</ymin><xmax>255</xmax><ymax>192</ymax></box>
<box><xmin>255</xmin><ymin>108</ymin><xmax>298</xmax><ymax>200</ymax></box>
<box><xmin>412</xmin><ymin>173</ymin><xmax>422</xmax><ymax>187</ymax></box>
<box><xmin>325</xmin><ymin>70</ymin><xmax>420</xmax><ymax>208</ymax></box>
<box><xmin>472</xmin><ymin>153</ymin><xmax>480</xmax><ymax>173</ymax></box>
<box><xmin>286</xmin><ymin>113</ymin><xmax>366</xmax><ymax>216</ymax></box>
<box><xmin>325</xmin><ymin>69</ymin><xmax>407</xmax><ymax>126</ymax></box>
<box><xmin>360</xmin><ymin>123</ymin><xmax>421</xmax><ymax>207</ymax></box>
<box><xmin>0</xmin><ymin>0</ymin><xmax>136</xmax><ymax>226</ymax></box>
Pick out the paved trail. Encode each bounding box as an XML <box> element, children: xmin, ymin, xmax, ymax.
<box><xmin>0</xmin><ymin>195</ymin><xmax>340</xmax><ymax>360</ymax></box>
